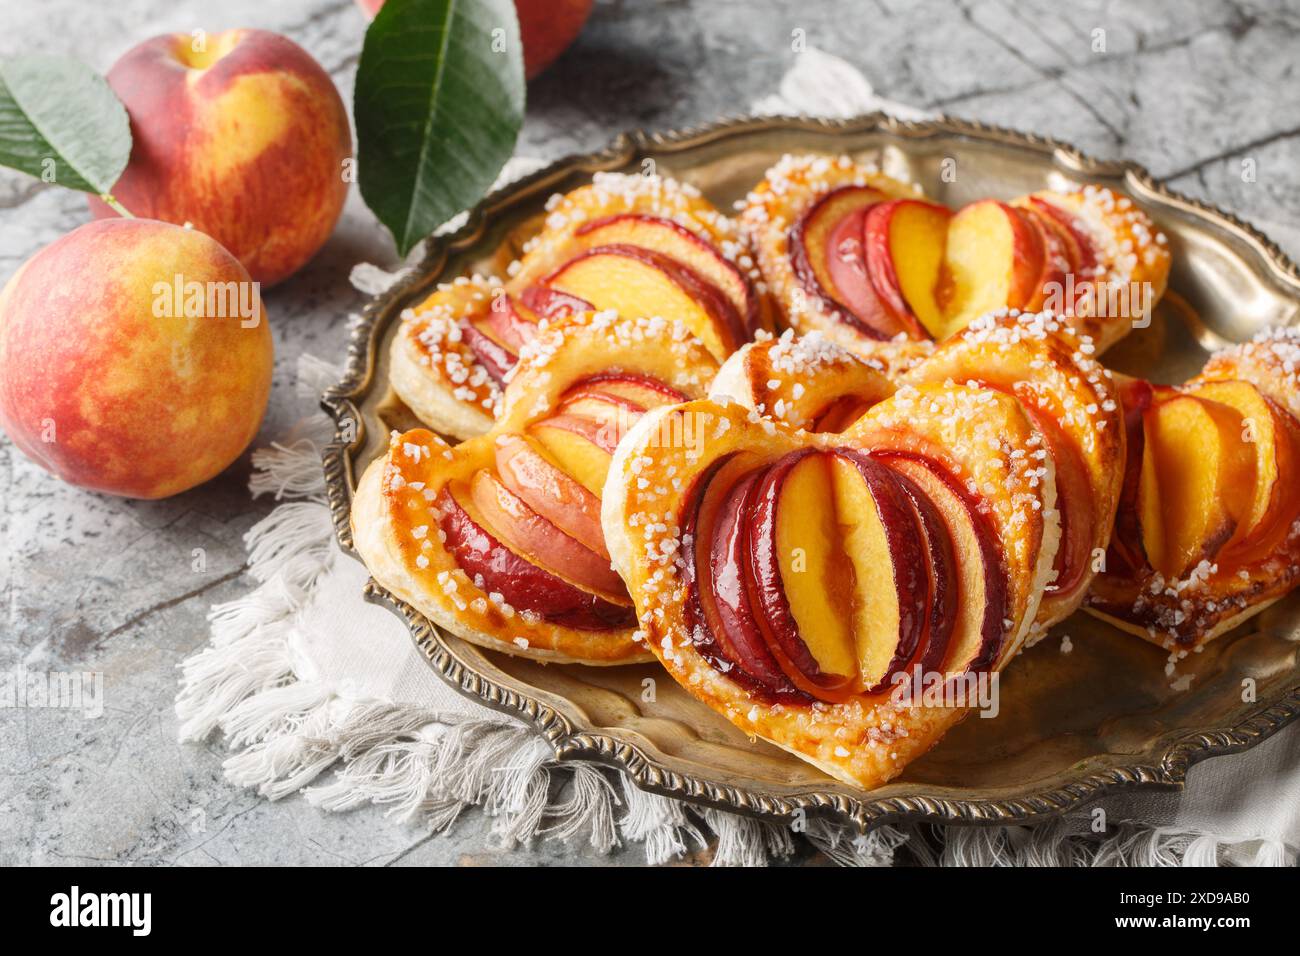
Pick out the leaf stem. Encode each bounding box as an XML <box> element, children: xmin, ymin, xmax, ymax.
<box><xmin>99</xmin><ymin>193</ymin><xmax>135</xmax><ymax>218</ymax></box>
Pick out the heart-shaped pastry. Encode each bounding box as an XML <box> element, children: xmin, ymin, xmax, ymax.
<box><xmin>740</xmin><ymin>154</ymin><xmax>1170</xmax><ymax>358</ymax></box>
<box><xmin>602</xmin><ymin>367</ymin><xmax>1060</xmax><ymax>787</ymax></box>
<box><xmin>1088</xmin><ymin>327</ymin><xmax>1300</xmax><ymax>653</ymax></box>
<box><xmin>710</xmin><ymin>311</ymin><xmax>1126</xmax><ymax>635</ymax></box>
<box><xmin>388</xmin><ymin>173</ymin><xmax>769</xmax><ymax>439</ymax></box>
<box><xmin>354</xmin><ymin>310</ymin><xmax>719</xmax><ymax>664</ymax></box>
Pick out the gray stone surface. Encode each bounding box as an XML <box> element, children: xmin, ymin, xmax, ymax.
<box><xmin>1</xmin><ymin>0</ymin><xmax>1298</xmax><ymax>866</ymax></box>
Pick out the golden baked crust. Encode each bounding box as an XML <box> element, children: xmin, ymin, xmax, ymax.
<box><xmin>355</xmin><ymin>311</ymin><xmax>719</xmax><ymax>664</ymax></box>
<box><xmin>389</xmin><ymin>277</ymin><xmax>502</xmax><ymax>440</ymax></box>
<box><xmin>708</xmin><ymin>329</ymin><xmax>898</xmax><ymax>430</ymax></box>
<box><xmin>906</xmin><ymin>311</ymin><xmax>1125</xmax><ymax>632</ymax></box>
<box><xmin>602</xmin><ymin>388</ymin><xmax>1057</xmax><ymax>789</ymax></box>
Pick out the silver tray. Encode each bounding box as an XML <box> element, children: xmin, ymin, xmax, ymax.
<box><xmin>321</xmin><ymin>114</ymin><xmax>1300</xmax><ymax>832</ymax></box>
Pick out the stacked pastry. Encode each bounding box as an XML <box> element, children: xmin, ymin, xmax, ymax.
<box><xmin>353</xmin><ymin>159</ymin><xmax>1300</xmax><ymax>790</ymax></box>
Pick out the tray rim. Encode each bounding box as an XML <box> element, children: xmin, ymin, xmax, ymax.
<box><xmin>320</xmin><ymin>112</ymin><xmax>1300</xmax><ymax>833</ymax></box>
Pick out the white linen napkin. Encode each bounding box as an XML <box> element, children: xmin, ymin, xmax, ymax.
<box><xmin>176</xmin><ymin>48</ymin><xmax>1298</xmax><ymax>867</ymax></box>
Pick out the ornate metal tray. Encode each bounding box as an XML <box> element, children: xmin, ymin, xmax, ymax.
<box><xmin>321</xmin><ymin>114</ymin><xmax>1300</xmax><ymax>832</ymax></box>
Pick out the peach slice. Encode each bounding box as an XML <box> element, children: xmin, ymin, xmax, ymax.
<box><xmin>1028</xmin><ymin>196</ymin><xmax>1098</xmax><ymax>278</ymax></box>
<box><xmin>469</xmin><ymin>469</ymin><xmax>626</xmax><ymax>599</ymax></box>
<box><xmin>864</xmin><ymin>199</ymin><xmax>952</xmax><ymax>339</ymax></box>
<box><xmin>574</xmin><ymin>214</ymin><xmax>759</xmax><ymax>335</ymax></box>
<box><xmin>494</xmin><ymin>434</ymin><xmax>608</xmax><ymax>559</ymax></box>
<box><xmin>942</xmin><ymin>200</ymin><xmax>1045</xmax><ymax>335</ymax></box>
<box><xmin>746</xmin><ymin>451</ymin><xmax>858</xmax><ymax>699</ymax></box>
<box><xmin>830</xmin><ymin>451</ymin><xmax>927</xmax><ymax>692</ymax></box>
<box><xmin>485</xmin><ymin>293</ymin><xmax>539</xmax><ymax>352</ymax></box>
<box><xmin>1015</xmin><ymin>200</ymin><xmax>1083</xmax><ymax>311</ymax></box>
<box><xmin>461</xmin><ymin>318</ymin><xmax>517</xmax><ymax>386</ymax></box>
<box><xmin>529</xmin><ymin>418</ymin><xmax>614</xmax><ymax>495</ymax></box>
<box><xmin>436</xmin><ymin>485</ymin><xmax>634</xmax><ymax>630</ymax></box>
<box><xmin>567</xmin><ymin>373</ymin><xmax>685</xmax><ymax>412</ymax></box>
<box><xmin>788</xmin><ymin>185</ymin><xmax>911</xmax><ymax>339</ymax></box>
<box><xmin>884</xmin><ymin>456</ymin><xmax>1007</xmax><ymax>675</ymax></box>
<box><xmin>1107</xmin><ymin>377</ymin><xmax>1155</xmax><ymax>575</ymax></box>
<box><xmin>1142</xmin><ymin>394</ymin><xmax>1257</xmax><ymax>578</ymax></box>
<box><xmin>891</xmin><ymin>465</ymin><xmax>958</xmax><ymax>675</ymax></box>
<box><xmin>1136</xmin><ymin>422</ymin><xmax>1165</xmax><ymax>575</ymax></box>
<box><xmin>555</xmin><ymin>394</ymin><xmax>634</xmax><ymax>438</ymax></box>
<box><xmin>1021</xmin><ymin>211</ymin><xmax>1070</xmax><ymax>312</ymax></box>
<box><xmin>683</xmin><ymin>454</ymin><xmax>794</xmax><ymax>694</ymax></box>
<box><xmin>542</xmin><ymin>245</ymin><xmax>745</xmax><ymax>359</ymax></box>
<box><xmin>773</xmin><ymin>453</ymin><xmax>859</xmax><ymax>682</ymax></box>
<box><xmin>1190</xmin><ymin>379</ymin><xmax>1296</xmax><ymax>558</ymax></box>
<box><xmin>519</xmin><ymin>284</ymin><xmax>593</xmax><ymax>320</ymax></box>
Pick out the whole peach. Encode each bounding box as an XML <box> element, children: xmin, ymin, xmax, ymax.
<box><xmin>88</xmin><ymin>29</ymin><xmax>351</xmax><ymax>286</ymax></box>
<box><xmin>0</xmin><ymin>219</ymin><xmax>273</xmax><ymax>499</ymax></box>
<box><xmin>354</xmin><ymin>0</ymin><xmax>593</xmax><ymax>79</ymax></box>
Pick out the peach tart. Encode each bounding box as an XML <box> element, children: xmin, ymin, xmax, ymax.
<box><xmin>710</xmin><ymin>311</ymin><xmax>1125</xmax><ymax>636</ymax></box>
<box><xmin>389</xmin><ymin>172</ymin><xmax>771</xmax><ymax>439</ymax></box>
<box><xmin>353</xmin><ymin>310</ymin><xmax>719</xmax><ymax>664</ymax></box>
<box><xmin>602</xmin><ymin>376</ymin><xmax>1060</xmax><ymax>788</ymax></box>
<box><xmin>1088</xmin><ymin>327</ymin><xmax>1300</xmax><ymax>653</ymax></box>
<box><xmin>740</xmin><ymin>154</ymin><xmax>1170</xmax><ymax>359</ymax></box>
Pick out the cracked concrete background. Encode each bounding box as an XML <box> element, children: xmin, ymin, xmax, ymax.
<box><xmin>1</xmin><ymin>0</ymin><xmax>1298</xmax><ymax>866</ymax></box>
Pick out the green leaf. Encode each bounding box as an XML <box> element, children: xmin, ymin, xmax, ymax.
<box><xmin>0</xmin><ymin>55</ymin><xmax>131</xmax><ymax>196</ymax></box>
<box><xmin>355</xmin><ymin>0</ymin><xmax>525</xmax><ymax>257</ymax></box>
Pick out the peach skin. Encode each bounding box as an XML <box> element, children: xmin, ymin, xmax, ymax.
<box><xmin>89</xmin><ymin>29</ymin><xmax>351</xmax><ymax>286</ymax></box>
<box><xmin>0</xmin><ymin>219</ymin><xmax>273</xmax><ymax>499</ymax></box>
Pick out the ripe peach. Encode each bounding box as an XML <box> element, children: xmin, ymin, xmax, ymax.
<box><xmin>89</xmin><ymin>29</ymin><xmax>351</xmax><ymax>286</ymax></box>
<box><xmin>354</xmin><ymin>0</ymin><xmax>593</xmax><ymax>79</ymax></box>
<box><xmin>0</xmin><ymin>219</ymin><xmax>273</xmax><ymax>499</ymax></box>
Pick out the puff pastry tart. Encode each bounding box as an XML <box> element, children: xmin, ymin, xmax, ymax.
<box><xmin>710</xmin><ymin>311</ymin><xmax>1125</xmax><ymax>634</ymax></box>
<box><xmin>739</xmin><ymin>154</ymin><xmax>1170</xmax><ymax>360</ymax></box>
<box><xmin>1087</xmin><ymin>327</ymin><xmax>1300</xmax><ymax>653</ymax></box>
<box><xmin>354</xmin><ymin>311</ymin><xmax>719</xmax><ymax>664</ymax></box>
<box><xmin>602</xmin><ymin>379</ymin><xmax>1060</xmax><ymax>788</ymax></box>
<box><xmin>389</xmin><ymin>172</ymin><xmax>769</xmax><ymax>439</ymax></box>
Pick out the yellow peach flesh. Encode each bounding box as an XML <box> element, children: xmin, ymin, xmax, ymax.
<box><xmin>830</xmin><ymin>456</ymin><xmax>902</xmax><ymax>689</ymax></box>
<box><xmin>774</xmin><ymin>454</ymin><xmax>857</xmax><ymax>680</ymax></box>
<box><xmin>889</xmin><ymin>202</ymin><xmax>950</xmax><ymax>339</ymax></box>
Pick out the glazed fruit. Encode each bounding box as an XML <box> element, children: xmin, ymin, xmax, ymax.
<box><xmin>604</xmin><ymin>372</ymin><xmax>1055</xmax><ymax>788</ymax></box>
<box><xmin>862</xmin><ymin>198</ymin><xmax>952</xmax><ymax>338</ymax></box>
<box><xmin>713</xmin><ymin>311</ymin><xmax>1125</xmax><ymax>635</ymax></box>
